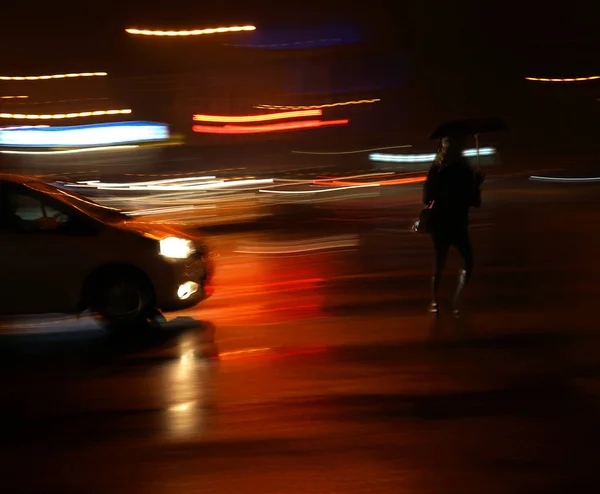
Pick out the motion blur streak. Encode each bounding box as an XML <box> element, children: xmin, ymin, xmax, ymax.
<box><xmin>292</xmin><ymin>145</ymin><xmax>412</xmax><ymax>155</ymax></box>
<box><xmin>525</xmin><ymin>75</ymin><xmax>600</xmax><ymax>82</ymax></box>
<box><xmin>125</xmin><ymin>25</ymin><xmax>256</xmax><ymax>36</ymax></box>
<box><xmin>370</xmin><ymin>152</ymin><xmax>436</xmax><ymax>163</ymax></box>
<box><xmin>259</xmin><ymin>183</ymin><xmax>380</xmax><ymax>194</ymax></box>
<box><xmin>234</xmin><ymin>234</ymin><xmax>359</xmax><ymax>254</ymax></box>
<box><xmin>529</xmin><ymin>175</ymin><xmax>600</xmax><ymax>183</ymax></box>
<box><xmin>370</xmin><ymin>147</ymin><xmax>496</xmax><ymax>163</ymax></box>
<box><xmin>316</xmin><ymin>172</ymin><xmax>395</xmax><ymax>180</ymax></box>
<box><xmin>0</xmin><ymin>95</ymin><xmax>28</xmax><ymax>99</ymax></box>
<box><xmin>123</xmin><ymin>206</ymin><xmax>199</xmax><ymax>216</ymax></box>
<box><xmin>463</xmin><ymin>147</ymin><xmax>496</xmax><ymax>157</ymax></box>
<box><xmin>314</xmin><ymin>175</ymin><xmax>426</xmax><ymax>186</ymax></box>
<box><xmin>0</xmin><ymin>72</ymin><xmax>107</xmax><ymax>81</ymax></box>
<box><xmin>0</xmin><ymin>109</ymin><xmax>131</xmax><ymax>120</ymax></box>
<box><xmin>78</xmin><ymin>178</ymin><xmax>273</xmax><ymax>191</ymax></box>
<box><xmin>193</xmin><ymin>109</ymin><xmax>322</xmax><ymax>123</ymax></box>
<box><xmin>230</xmin><ymin>38</ymin><xmax>341</xmax><ymax>49</ymax></box>
<box><xmin>0</xmin><ymin>145</ymin><xmax>138</xmax><ymax>155</ymax></box>
<box><xmin>193</xmin><ymin>119</ymin><xmax>349</xmax><ymax>134</ymax></box>
<box><xmin>0</xmin><ymin>122</ymin><xmax>168</xmax><ymax>147</ymax></box>
<box><xmin>255</xmin><ymin>99</ymin><xmax>381</xmax><ymax>110</ymax></box>
<box><xmin>77</xmin><ymin>176</ymin><xmax>217</xmax><ymax>187</ymax></box>
<box><xmin>1</xmin><ymin>125</ymin><xmax>50</xmax><ymax>130</ymax></box>
<box><xmin>218</xmin><ymin>347</ymin><xmax>328</xmax><ymax>361</ymax></box>
<box><xmin>4</xmin><ymin>97</ymin><xmax>108</xmax><ymax>106</ymax></box>
<box><xmin>218</xmin><ymin>348</ymin><xmax>272</xmax><ymax>360</ymax></box>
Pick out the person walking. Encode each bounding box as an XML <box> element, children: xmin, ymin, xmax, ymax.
<box><xmin>423</xmin><ymin>133</ymin><xmax>483</xmax><ymax>316</ymax></box>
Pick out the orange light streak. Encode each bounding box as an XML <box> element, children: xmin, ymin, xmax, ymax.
<box><xmin>193</xmin><ymin>109</ymin><xmax>321</xmax><ymax>123</ymax></box>
<box><xmin>125</xmin><ymin>25</ymin><xmax>256</xmax><ymax>36</ymax></box>
<box><xmin>255</xmin><ymin>99</ymin><xmax>380</xmax><ymax>110</ymax></box>
<box><xmin>0</xmin><ymin>109</ymin><xmax>131</xmax><ymax>120</ymax></box>
<box><xmin>525</xmin><ymin>76</ymin><xmax>600</xmax><ymax>82</ymax></box>
<box><xmin>218</xmin><ymin>346</ymin><xmax>327</xmax><ymax>361</ymax></box>
<box><xmin>0</xmin><ymin>72</ymin><xmax>106</xmax><ymax>81</ymax></box>
<box><xmin>192</xmin><ymin>119</ymin><xmax>349</xmax><ymax>134</ymax></box>
<box><xmin>314</xmin><ymin>176</ymin><xmax>426</xmax><ymax>187</ymax></box>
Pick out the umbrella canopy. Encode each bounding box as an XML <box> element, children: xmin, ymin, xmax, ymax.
<box><xmin>430</xmin><ymin>117</ymin><xmax>508</xmax><ymax>139</ymax></box>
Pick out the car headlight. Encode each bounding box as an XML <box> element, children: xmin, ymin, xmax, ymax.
<box><xmin>159</xmin><ymin>237</ymin><xmax>195</xmax><ymax>259</ymax></box>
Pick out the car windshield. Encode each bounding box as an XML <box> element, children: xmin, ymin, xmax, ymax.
<box><xmin>26</xmin><ymin>181</ymin><xmax>127</xmax><ymax>224</ymax></box>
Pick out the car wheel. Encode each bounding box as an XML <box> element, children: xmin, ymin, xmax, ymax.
<box><xmin>93</xmin><ymin>274</ymin><xmax>155</xmax><ymax>331</ymax></box>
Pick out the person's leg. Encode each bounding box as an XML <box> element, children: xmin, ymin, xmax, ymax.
<box><xmin>430</xmin><ymin>232</ymin><xmax>450</xmax><ymax>313</ymax></box>
<box><xmin>452</xmin><ymin>229</ymin><xmax>473</xmax><ymax>313</ymax></box>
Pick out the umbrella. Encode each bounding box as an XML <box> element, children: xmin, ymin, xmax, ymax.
<box><xmin>430</xmin><ymin>117</ymin><xmax>508</xmax><ymax>170</ymax></box>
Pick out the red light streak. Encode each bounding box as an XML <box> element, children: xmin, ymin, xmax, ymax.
<box><xmin>193</xmin><ymin>109</ymin><xmax>322</xmax><ymax>123</ymax></box>
<box><xmin>192</xmin><ymin>119</ymin><xmax>349</xmax><ymax>134</ymax></box>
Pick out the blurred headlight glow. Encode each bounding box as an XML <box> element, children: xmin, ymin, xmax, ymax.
<box><xmin>160</xmin><ymin>237</ymin><xmax>195</xmax><ymax>259</ymax></box>
<box><xmin>177</xmin><ymin>281</ymin><xmax>199</xmax><ymax>300</ymax></box>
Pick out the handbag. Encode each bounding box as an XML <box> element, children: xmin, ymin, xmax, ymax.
<box><xmin>412</xmin><ymin>201</ymin><xmax>435</xmax><ymax>234</ymax></box>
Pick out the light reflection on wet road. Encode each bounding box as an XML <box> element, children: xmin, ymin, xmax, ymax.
<box><xmin>1</xmin><ymin>178</ymin><xmax>600</xmax><ymax>493</ymax></box>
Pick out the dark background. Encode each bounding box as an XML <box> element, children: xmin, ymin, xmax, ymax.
<box><xmin>1</xmin><ymin>0</ymin><xmax>598</xmax><ymax>156</ymax></box>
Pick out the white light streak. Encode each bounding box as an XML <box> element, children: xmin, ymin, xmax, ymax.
<box><xmin>0</xmin><ymin>122</ymin><xmax>169</xmax><ymax>147</ymax></box>
<box><xmin>529</xmin><ymin>175</ymin><xmax>600</xmax><ymax>183</ymax></box>
<box><xmin>235</xmin><ymin>234</ymin><xmax>359</xmax><ymax>254</ymax></box>
<box><xmin>259</xmin><ymin>184</ymin><xmax>380</xmax><ymax>194</ymax></box>
<box><xmin>73</xmin><ymin>177</ymin><xmax>272</xmax><ymax>192</ymax></box>
<box><xmin>292</xmin><ymin>145</ymin><xmax>412</xmax><ymax>155</ymax></box>
<box><xmin>370</xmin><ymin>147</ymin><xmax>496</xmax><ymax>163</ymax></box>
<box><xmin>1</xmin><ymin>145</ymin><xmax>138</xmax><ymax>155</ymax></box>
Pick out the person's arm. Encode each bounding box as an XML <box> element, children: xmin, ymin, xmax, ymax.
<box><xmin>423</xmin><ymin>165</ymin><xmax>439</xmax><ymax>205</ymax></box>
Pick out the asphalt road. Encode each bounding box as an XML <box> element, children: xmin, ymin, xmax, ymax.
<box><xmin>2</xmin><ymin>176</ymin><xmax>600</xmax><ymax>493</ymax></box>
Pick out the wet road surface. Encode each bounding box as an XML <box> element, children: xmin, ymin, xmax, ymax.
<box><xmin>2</xmin><ymin>176</ymin><xmax>600</xmax><ymax>493</ymax></box>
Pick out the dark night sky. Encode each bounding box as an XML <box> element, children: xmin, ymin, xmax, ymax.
<box><xmin>1</xmin><ymin>0</ymin><xmax>597</xmax><ymax>151</ymax></box>
<box><xmin>1</xmin><ymin>0</ymin><xmax>597</xmax><ymax>73</ymax></box>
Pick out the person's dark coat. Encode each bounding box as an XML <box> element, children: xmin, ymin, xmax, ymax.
<box><xmin>423</xmin><ymin>157</ymin><xmax>482</xmax><ymax>232</ymax></box>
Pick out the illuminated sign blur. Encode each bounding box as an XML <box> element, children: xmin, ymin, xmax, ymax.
<box><xmin>525</xmin><ymin>75</ymin><xmax>600</xmax><ymax>82</ymax></box>
<box><xmin>125</xmin><ymin>25</ymin><xmax>256</xmax><ymax>36</ymax></box>
<box><xmin>226</xmin><ymin>25</ymin><xmax>360</xmax><ymax>50</ymax></box>
<box><xmin>227</xmin><ymin>38</ymin><xmax>343</xmax><ymax>49</ymax></box>
<box><xmin>255</xmin><ymin>99</ymin><xmax>380</xmax><ymax>110</ymax></box>
<box><xmin>192</xmin><ymin>119</ymin><xmax>348</xmax><ymax>134</ymax></box>
<box><xmin>0</xmin><ymin>109</ymin><xmax>132</xmax><ymax>120</ymax></box>
<box><xmin>0</xmin><ymin>72</ymin><xmax>107</xmax><ymax>81</ymax></box>
<box><xmin>0</xmin><ymin>121</ymin><xmax>169</xmax><ymax>147</ymax></box>
<box><xmin>193</xmin><ymin>109</ymin><xmax>322</xmax><ymax>123</ymax></box>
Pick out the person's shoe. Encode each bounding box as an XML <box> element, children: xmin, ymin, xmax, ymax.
<box><xmin>428</xmin><ymin>302</ymin><xmax>440</xmax><ymax>315</ymax></box>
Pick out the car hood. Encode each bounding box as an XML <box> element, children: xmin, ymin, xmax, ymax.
<box><xmin>115</xmin><ymin>219</ymin><xmax>206</xmax><ymax>243</ymax></box>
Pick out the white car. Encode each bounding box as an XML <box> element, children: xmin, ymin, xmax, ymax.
<box><xmin>0</xmin><ymin>174</ymin><xmax>214</xmax><ymax>329</ymax></box>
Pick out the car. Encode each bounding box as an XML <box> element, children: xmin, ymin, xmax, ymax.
<box><xmin>0</xmin><ymin>174</ymin><xmax>214</xmax><ymax>330</ymax></box>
